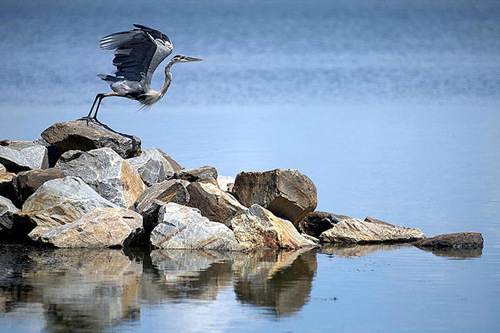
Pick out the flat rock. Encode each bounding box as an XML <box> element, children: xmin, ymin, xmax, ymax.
<box><xmin>299</xmin><ymin>211</ymin><xmax>350</xmax><ymax>238</ymax></box>
<box><xmin>13</xmin><ymin>176</ymin><xmax>117</xmax><ymax>240</ymax></box>
<box><xmin>413</xmin><ymin>232</ymin><xmax>484</xmax><ymax>249</ymax></box>
<box><xmin>12</xmin><ymin>168</ymin><xmax>66</xmax><ymax>203</ymax></box>
<box><xmin>150</xmin><ymin>202</ymin><xmax>244</xmax><ymax>251</ymax></box>
<box><xmin>186</xmin><ymin>182</ymin><xmax>246</xmax><ymax>228</ymax></box>
<box><xmin>38</xmin><ymin>207</ymin><xmax>143</xmax><ymax>248</ymax></box>
<box><xmin>0</xmin><ymin>195</ymin><xmax>19</xmax><ymax>235</ymax></box>
<box><xmin>174</xmin><ymin>166</ymin><xmax>219</xmax><ymax>186</ymax></box>
<box><xmin>131</xmin><ymin>179</ymin><xmax>190</xmax><ymax>234</ymax></box>
<box><xmin>232</xmin><ymin>169</ymin><xmax>317</xmax><ymax>227</ymax></box>
<box><xmin>230</xmin><ymin>204</ymin><xmax>317</xmax><ymax>250</ymax></box>
<box><xmin>127</xmin><ymin>148</ymin><xmax>183</xmax><ymax>186</ymax></box>
<box><xmin>0</xmin><ymin>141</ymin><xmax>49</xmax><ymax>172</ymax></box>
<box><xmin>319</xmin><ymin>217</ymin><xmax>425</xmax><ymax>244</ymax></box>
<box><xmin>41</xmin><ymin>119</ymin><xmax>141</xmax><ymax>159</ymax></box>
<box><xmin>55</xmin><ymin>147</ymin><xmax>146</xmax><ymax>208</ymax></box>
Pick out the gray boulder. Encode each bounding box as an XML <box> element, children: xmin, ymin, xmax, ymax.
<box><xmin>186</xmin><ymin>182</ymin><xmax>246</xmax><ymax>228</ymax></box>
<box><xmin>0</xmin><ymin>141</ymin><xmax>48</xmax><ymax>172</ymax></box>
<box><xmin>55</xmin><ymin>148</ymin><xmax>146</xmax><ymax>208</ymax></box>
<box><xmin>413</xmin><ymin>232</ymin><xmax>484</xmax><ymax>249</ymax></box>
<box><xmin>0</xmin><ymin>195</ymin><xmax>19</xmax><ymax>234</ymax></box>
<box><xmin>14</xmin><ymin>176</ymin><xmax>117</xmax><ymax>240</ymax></box>
<box><xmin>319</xmin><ymin>218</ymin><xmax>425</xmax><ymax>244</ymax></box>
<box><xmin>12</xmin><ymin>168</ymin><xmax>66</xmax><ymax>203</ymax></box>
<box><xmin>230</xmin><ymin>204</ymin><xmax>317</xmax><ymax>250</ymax></box>
<box><xmin>38</xmin><ymin>207</ymin><xmax>143</xmax><ymax>248</ymax></box>
<box><xmin>174</xmin><ymin>166</ymin><xmax>219</xmax><ymax>186</ymax></box>
<box><xmin>150</xmin><ymin>203</ymin><xmax>244</xmax><ymax>251</ymax></box>
<box><xmin>131</xmin><ymin>179</ymin><xmax>190</xmax><ymax>234</ymax></box>
<box><xmin>127</xmin><ymin>148</ymin><xmax>183</xmax><ymax>186</ymax></box>
<box><xmin>41</xmin><ymin>119</ymin><xmax>141</xmax><ymax>159</ymax></box>
<box><xmin>232</xmin><ymin>169</ymin><xmax>317</xmax><ymax>227</ymax></box>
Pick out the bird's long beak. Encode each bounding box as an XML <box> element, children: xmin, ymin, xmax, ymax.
<box><xmin>186</xmin><ymin>57</ymin><xmax>202</xmax><ymax>62</ymax></box>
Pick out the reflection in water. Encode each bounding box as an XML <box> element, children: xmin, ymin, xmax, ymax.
<box><xmin>320</xmin><ymin>243</ymin><xmax>413</xmax><ymax>258</ymax></box>
<box><xmin>0</xmin><ymin>245</ymin><xmax>317</xmax><ymax>331</ymax></box>
<box><xmin>414</xmin><ymin>246</ymin><xmax>483</xmax><ymax>260</ymax></box>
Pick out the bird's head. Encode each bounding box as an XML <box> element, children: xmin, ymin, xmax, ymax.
<box><xmin>171</xmin><ymin>55</ymin><xmax>203</xmax><ymax>63</ymax></box>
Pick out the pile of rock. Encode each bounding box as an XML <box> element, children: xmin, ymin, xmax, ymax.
<box><xmin>0</xmin><ymin>119</ymin><xmax>483</xmax><ymax>251</ymax></box>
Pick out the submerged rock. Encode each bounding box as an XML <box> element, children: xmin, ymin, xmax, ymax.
<box><xmin>230</xmin><ymin>204</ymin><xmax>317</xmax><ymax>250</ymax></box>
<box><xmin>319</xmin><ymin>218</ymin><xmax>425</xmax><ymax>244</ymax></box>
<box><xmin>55</xmin><ymin>147</ymin><xmax>146</xmax><ymax>208</ymax></box>
<box><xmin>41</xmin><ymin>119</ymin><xmax>141</xmax><ymax>159</ymax></box>
<box><xmin>38</xmin><ymin>207</ymin><xmax>143</xmax><ymax>248</ymax></box>
<box><xmin>413</xmin><ymin>232</ymin><xmax>484</xmax><ymax>249</ymax></box>
<box><xmin>126</xmin><ymin>148</ymin><xmax>183</xmax><ymax>186</ymax></box>
<box><xmin>150</xmin><ymin>202</ymin><xmax>244</xmax><ymax>251</ymax></box>
<box><xmin>14</xmin><ymin>176</ymin><xmax>117</xmax><ymax>241</ymax></box>
<box><xmin>12</xmin><ymin>168</ymin><xmax>66</xmax><ymax>203</ymax></box>
<box><xmin>186</xmin><ymin>182</ymin><xmax>246</xmax><ymax>227</ymax></box>
<box><xmin>232</xmin><ymin>169</ymin><xmax>317</xmax><ymax>227</ymax></box>
<box><xmin>0</xmin><ymin>141</ymin><xmax>49</xmax><ymax>172</ymax></box>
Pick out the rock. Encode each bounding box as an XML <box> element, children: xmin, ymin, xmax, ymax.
<box><xmin>299</xmin><ymin>211</ymin><xmax>350</xmax><ymax>238</ymax></box>
<box><xmin>186</xmin><ymin>182</ymin><xmax>246</xmax><ymax>228</ymax></box>
<box><xmin>0</xmin><ymin>163</ymin><xmax>15</xmax><ymax>198</ymax></box>
<box><xmin>13</xmin><ymin>176</ymin><xmax>117</xmax><ymax>241</ymax></box>
<box><xmin>40</xmin><ymin>119</ymin><xmax>141</xmax><ymax>159</ymax></box>
<box><xmin>230</xmin><ymin>204</ymin><xmax>317</xmax><ymax>250</ymax></box>
<box><xmin>232</xmin><ymin>169</ymin><xmax>317</xmax><ymax>227</ymax></box>
<box><xmin>174</xmin><ymin>166</ymin><xmax>219</xmax><ymax>186</ymax></box>
<box><xmin>0</xmin><ymin>195</ymin><xmax>19</xmax><ymax>235</ymax></box>
<box><xmin>55</xmin><ymin>148</ymin><xmax>146</xmax><ymax>208</ymax></box>
<box><xmin>413</xmin><ymin>232</ymin><xmax>484</xmax><ymax>249</ymax></box>
<box><xmin>126</xmin><ymin>148</ymin><xmax>183</xmax><ymax>186</ymax></box>
<box><xmin>0</xmin><ymin>141</ymin><xmax>49</xmax><ymax>172</ymax></box>
<box><xmin>38</xmin><ymin>207</ymin><xmax>143</xmax><ymax>248</ymax></box>
<box><xmin>12</xmin><ymin>168</ymin><xmax>66</xmax><ymax>203</ymax></box>
<box><xmin>319</xmin><ymin>218</ymin><xmax>425</xmax><ymax>244</ymax></box>
<box><xmin>150</xmin><ymin>202</ymin><xmax>244</xmax><ymax>251</ymax></box>
<box><xmin>131</xmin><ymin>179</ymin><xmax>190</xmax><ymax>234</ymax></box>
<box><xmin>217</xmin><ymin>175</ymin><xmax>235</xmax><ymax>192</ymax></box>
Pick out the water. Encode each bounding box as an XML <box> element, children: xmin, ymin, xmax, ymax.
<box><xmin>1</xmin><ymin>0</ymin><xmax>500</xmax><ymax>331</ymax></box>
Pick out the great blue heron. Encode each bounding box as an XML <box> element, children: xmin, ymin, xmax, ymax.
<box><xmin>85</xmin><ymin>24</ymin><xmax>202</xmax><ymax>122</ymax></box>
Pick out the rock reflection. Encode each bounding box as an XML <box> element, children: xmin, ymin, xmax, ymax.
<box><xmin>415</xmin><ymin>247</ymin><xmax>483</xmax><ymax>259</ymax></box>
<box><xmin>320</xmin><ymin>243</ymin><xmax>413</xmax><ymax>257</ymax></box>
<box><xmin>0</xmin><ymin>245</ymin><xmax>318</xmax><ymax>331</ymax></box>
<box><xmin>232</xmin><ymin>248</ymin><xmax>317</xmax><ymax>317</ymax></box>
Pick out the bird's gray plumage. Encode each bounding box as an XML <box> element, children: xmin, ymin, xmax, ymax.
<box><xmin>85</xmin><ymin>24</ymin><xmax>201</xmax><ymax>123</ymax></box>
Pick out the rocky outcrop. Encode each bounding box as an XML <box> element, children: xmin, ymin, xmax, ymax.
<box><xmin>38</xmin><ymin>207</ymin><xmax>143</xmax><ymax>248</ymax></box>
<box><xmin>319</xmin><ymin>218</ymin><xmax>425</xmax><ymax>244</ymax></box>
<box><xmin>0</xmin><ymin>141</ymin><xmax>49</xmax><ymax>172</ymax></box>
<box><xmin>55</xmin><ymin>148</ymin><xmax>146</xmax><ymax>208</ymax></box>
<box><xmin>41</xmin><ymin>119</ymin><xmax>141</xmax><ymax>160</ymax></box>
<box><xmin>174</xmin><ymin>166</ymin><xmax>219</xmax><ymax>186</ymax></box>
<box><xmin>217</xmin><ymin>175</ymin><xmax>235</xmax><ymax>192</ymax></box>
<box><xmin>150</xmin><ymin>203</ymin><xmax>244</xmax><ymax>251</ymax></box>
<box><xmin>0</xmin><ymin>163</ymin><xmax>15</xmax><ymax>198</ymax></box>
<box><xmin>127</xmin><ymin>148</ymin><xmax>183</xmax><ymax>186</ymax></box>
<box><xmin>232</xmin><ymin>169</ymin><xmax>317</xmax><ymax>227</ymax></box>
<box><xmin>12</xmin><ymin>168</ymin><xmax>66</xmax><ymax>203</ymax></box>
<box><xmin>0</xmin><ymin>195</ymin><xmax>19</xmax><ymax>235</ymax></box>
<box><xmin>413</xmin><ymin>232</ymin><xmax>484</xmax><ymax>249</ymax></box>
<box><xmin>230</xmin><ymin>204</ymin><xmax>317</xmax><ymax>250</ymax></box>
<box><xmin>186</xmin><ymin>182</ymin><xmax>246</xmax><ymax>227</ymax></box>
<box><xmin>299</xmin><ymin>211</ymin><xmax>350</xmax><ymax>238</ymax></box>
<box><xmin>131</xmin><ymin>179</ymin><xmax>190</xmax><ymax>234</ymax></box>
<box><xmin>13</xmin><ymin>176</ymin><xmax>117</xmax><ymax>241</ymax></box>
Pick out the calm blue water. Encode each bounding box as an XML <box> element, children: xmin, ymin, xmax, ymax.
<box><xmin>1</xmin><ymin>0</ymin><xmax>500</xmax><ymax>332</ymax></box>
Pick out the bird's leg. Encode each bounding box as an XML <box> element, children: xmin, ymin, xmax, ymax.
<box><xmin>85</xmin><ymin>92</ymin><xmax>118</xmax><ymax>125</ymax></box>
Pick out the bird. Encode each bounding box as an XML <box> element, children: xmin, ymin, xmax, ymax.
<box><xmin>85</xmin><ymin>24</ymin><xmax>202</xmax><ymax>123</ymax></box>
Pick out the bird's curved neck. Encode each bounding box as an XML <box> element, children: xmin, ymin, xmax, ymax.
<box><xmin>159</xmin><ymin>59</ymin><xmax>176</xmax><ymax>96</ymax></box>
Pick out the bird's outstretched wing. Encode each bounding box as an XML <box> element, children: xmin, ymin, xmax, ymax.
<box><xmin>99</xmin><ymin>24</ymin><xmax>173</xmax><ymax>85</ymax></box>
